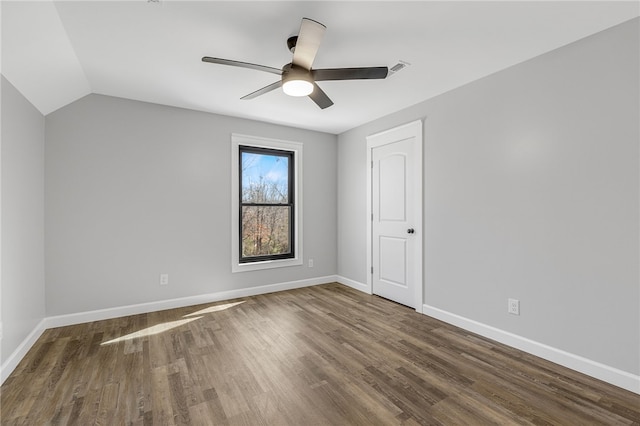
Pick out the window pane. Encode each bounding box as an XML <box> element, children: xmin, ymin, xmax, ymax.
<box><xmin>241</xmin><ymin>152</ymin><xmax>289</xmax><ymax>203</ymax></box>
<box><xmin>241</xmin><ymin>206</ymin><xmax>291</xmax><ymax>257</ymax></box>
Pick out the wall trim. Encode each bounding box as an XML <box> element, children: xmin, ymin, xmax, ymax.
<box><xmin>45</xmin><ymin>275</ymin><xmax>337</xmax><ymax>329</ymax></box>
<box><xmin>336</xmin><ymin>275</ymin><xmax>370</xmax><ymax>293</ymax></box>
<box><xmin>1</xmin><ymin>276</ymin><xmax>337</xmax><ymax>384</ymax></box>
<box><xmin>0</xmin><ymin>319</ymin><xmax>47</xmax><ymax>384</ymax></box>
<box><xmin>423</xmin><ymin>303</ymin><xmax>640</xmax><ymax>395</ymax></box>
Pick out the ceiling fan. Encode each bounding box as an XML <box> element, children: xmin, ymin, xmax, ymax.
<box><xmin>202</xmin><ymin>17</ymin><xmax>389</xmax><ymax>109</ymax></box>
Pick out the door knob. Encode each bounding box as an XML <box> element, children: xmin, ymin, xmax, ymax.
<box><xmin>407</xmin><ymin>228</ymin><xmax>415</xmax><ymax>234</ymax></box>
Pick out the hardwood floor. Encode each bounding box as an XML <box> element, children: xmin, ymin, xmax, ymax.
<box><xmin>1</xmin><ymin>283</ymin><xmax>638</xmax><ymax>425</ymax></box>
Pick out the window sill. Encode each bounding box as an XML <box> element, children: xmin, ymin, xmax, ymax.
<box><xmin>232</xmin><ymin>257</ymin><xmax>303</xmax><ymax>273</ymax></box>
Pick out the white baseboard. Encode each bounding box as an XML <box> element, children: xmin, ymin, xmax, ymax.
<box><xmin>423</xmin><ymin>304</ymin><xmax>640</xmax><ymax>395</ymax></box>
<box><xmin>45</xmin><ymin>275</ymin><xmax>338</xmax><ymax>329</ymax></box>
<box><xmin>1</xmin><ymin>276</ymin><xmax>337</xmax><ymax>384</ymax></box>
<box><xmin>336</xmin><ymin>275</ymin><xmax>370</xmax><ymax>293</ymax></box>
<box><xmin>1</xmin><ymin>319</ymin><xmax>47</xmax><ymax>384</ymax></box>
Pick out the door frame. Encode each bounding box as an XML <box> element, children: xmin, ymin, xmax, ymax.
<box><xmin>366</xmin><ymin>120</ymin><xmax>423</xmax><ymax>313</ymax></box>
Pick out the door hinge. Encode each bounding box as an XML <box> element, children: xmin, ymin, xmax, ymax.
<box><xmin>371</xmin><ymin>266</ymin><xmax>374</xmax><ymax>274</ymax></box>
<box><xmin>371</xmin><ymin>161</ymin><xmax>374</xmax><ymax>169</ymax></box>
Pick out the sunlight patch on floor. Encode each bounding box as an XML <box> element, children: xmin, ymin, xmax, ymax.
<box><xmin>101</xmin><ymin>317</ymin><xmax>203</xmax><ymax>345</ymax></box>
<box><xmin>184</xmin><ymin>300</ymin><xmax>246</xmax><ymax>317</ymax></box>
<box><xmin>100</xmin><ymin>300</ymin><xmax>247</xmax><ymax>345</ymax></box>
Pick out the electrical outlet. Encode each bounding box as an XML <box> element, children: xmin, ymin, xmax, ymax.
<box><xmin>160</xmin><ymin>273</ymin><xmax>169</xmax><ymax>286</ymax></box>
<box><xmin>508</xmin><ymin>298</ymin><xmax>520</xmax><ymax>315</ymax></box>
<box><xmin>308</xmin><ymin>259</ymin><xmax>314</xmax><ymax>268</ymax></box>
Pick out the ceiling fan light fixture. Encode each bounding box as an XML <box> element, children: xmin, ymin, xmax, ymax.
<box><xmin>283</xmin><ymin>79</ymin><xmax>314</xmax><ymax>97</ymax></box>
<box><xmin>282</xmin><ymin>64</ymin><xmax>314</xmax><ymax>97</ymax></box>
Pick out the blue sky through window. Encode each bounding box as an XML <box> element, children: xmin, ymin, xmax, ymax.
<box><xmin>241</xmin><ymin>151</ymin><xmax>289</xmax><ymax>203</ymax></box>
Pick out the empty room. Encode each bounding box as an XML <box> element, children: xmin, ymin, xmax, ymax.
<box><xmin>1</xmin><ymin>1</ymin><xmax>639</xmax><ymax>424</ymax></box>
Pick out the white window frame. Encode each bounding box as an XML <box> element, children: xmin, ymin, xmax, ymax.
<box><xmin>231</xmin><ymin>134</ymin><xmax>303</xmax><ymax>273</ymax></box>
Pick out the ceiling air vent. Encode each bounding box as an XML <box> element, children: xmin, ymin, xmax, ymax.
<box><xmin>389</xmin><ymin>60</ymin><xmax>411</xmax><ymax>76</ymax></box>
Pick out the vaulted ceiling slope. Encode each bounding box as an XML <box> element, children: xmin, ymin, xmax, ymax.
<box><xmin>2</xmin><ymin>1</ymin><xmax>638</xmax><ymax>134</ymax></box>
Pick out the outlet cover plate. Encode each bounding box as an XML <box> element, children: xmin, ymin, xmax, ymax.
<box><xmin>160</xmin><ymin>273</ymin><xmax>169</xmax><ymax>286</ymax></box>
<box><xmin>508</xmin><ymin>298</ymin><xmax>520</xmax><ymax>315</ymax></box>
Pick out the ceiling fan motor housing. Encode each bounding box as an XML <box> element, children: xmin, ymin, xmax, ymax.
<box><xmin>282</xmin><ymin>63</ymin><xmax>312</xmax><ymax>81</ymax></box>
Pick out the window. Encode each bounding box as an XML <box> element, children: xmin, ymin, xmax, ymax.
<box><xmin>239</xmin><ymin>146</ymin><xmax>293</xmax><ymax>262</ymax></box>
<box><xmin>231</xmin><ymin>134</ymin><xmax>302</xmax><ymax>272</ymax></box>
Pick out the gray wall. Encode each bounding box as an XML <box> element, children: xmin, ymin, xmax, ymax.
<box><xmin>45</xmin><ymin>95</ymin><xmax>337</xmax><ymax>315</ymax></box>
<box><xmin>337</xmin><ymin>18</ymin><xmax>639</xmax><ymax>375</ymax></box>
<box><xmin>1</xmin><ymin>76</ymin><xmax>46</xmax><ymax>365</ymax></box>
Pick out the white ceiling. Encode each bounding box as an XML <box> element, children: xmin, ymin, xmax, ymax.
<box><xmin>2</xmin><ymin>1</ymin><xmax>638</xmax><ymax>134</ymax></box>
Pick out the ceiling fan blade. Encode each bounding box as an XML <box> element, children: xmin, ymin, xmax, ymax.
<box><xmin>202</xmin><ymin>57</ymin><xmax>282</xmax><ymax>75</ymax></box>
<box><xmin>241</xmin><ymin>81</ymin><xmax>282</xmax><ymax>100</ymax></box>
<box><xmin>292</xmin><ymin>18</ymin><xmax>326</xmax><ymax>70</ymax></box>
<box><xmin>308</xmin><ymin>83</ymin><xmax>333</xmax><ymax>109</ymax></box>
<box><xmin>312</xmin><ymin>67</ymin><xmax>389</xmax><ymax>81</ymax></box>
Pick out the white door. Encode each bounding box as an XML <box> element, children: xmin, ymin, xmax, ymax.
<box><xmin>367</xmin><ymin>120</ymin><xmax>422</xmax><ymax>310</ymax></box>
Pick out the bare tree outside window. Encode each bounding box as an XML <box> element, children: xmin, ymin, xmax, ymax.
<box><xmin>240</xmin><ymin>147</ymin><xmax>294</xmax><ymax>262</ymax></box>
